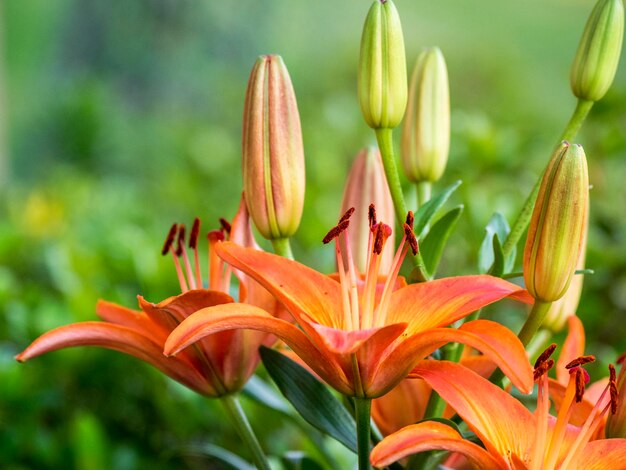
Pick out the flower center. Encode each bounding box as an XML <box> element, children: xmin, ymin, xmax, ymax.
<box><xmin>322</xmin><ymin>205</ymin><xmax>418</xmax><ymax>331</ymax></box>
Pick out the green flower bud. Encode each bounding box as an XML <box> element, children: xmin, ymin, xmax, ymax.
<box><xmin>401</xmin><ymin>47</ymin><xmax>450</xmax><ymax>183</ymax></box>
<box><xmin>242</xmin><ymin>55</ymin><xmax>305</xmax><ymax>240</ymax></box>
<box><xmin>340</xmin><ymin>147</ymin><xmax>395</xmax><ymax>272</ymax></box>
<box><xmin>523</xmin><ymin>142</ymin><xmax>589</xmax><ymax>303</ymax></box>
<box><xmin>358</xmin><ymin>0</ymin><xmax>407</xmax><ymax>129</ymax></box>
<box><xmin>606</xmin><ymin>359</ymin><xmax>626</xmax><ymax>438</ymax></box>
<box><xmin>571</xmin><ymin>0</ymin><xmax>624</xmax><ymax>102</ymax></box>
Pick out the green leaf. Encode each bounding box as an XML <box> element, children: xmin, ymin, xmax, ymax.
<box><xmin>414</xmin><ymin>180</ymin><xmax>462</xmax><ymax>238</ymax></box>
<box><xmin>420</xmin><ymin>206</ymin><xmax>463</xmax><ymax>276</ymax></box>
<box><xmin>259</xmin><ymin>346</ymin><xmax>357</xmax><ymax>453</ymax></box>
<box><xmin>184</xmin><ymin>443</ymin><xmax>255</xmax><ymax>470</ymax></box>
<box><xmin>489</xmin><ymin>233</ymin><xmax>505</xmax><ymax>277</ymax></box>
<box><xmin>282</xmin><ymin>451</ymin><xmax>326</xmax><ymax>470</ymax></box>
<box><xmin>478</xmin><ymin>212</ymin><xmax>516</xmax><ymax>274</ymax></box>
<box><xmin>243</xmin><ymin>375</ymin><xmax>294</xmax><ymax>417</ymax></box>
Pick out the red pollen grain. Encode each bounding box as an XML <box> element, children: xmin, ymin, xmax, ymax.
<box><xmin>403</xmin><ymin>223</ymin><xmax>419</xmax><ymax>255</ymax></box>
<box><xmin>534</xmin><ymin>343</ymin><xmax>558</xmax><ymax>369</ymax></box>
<box><xmin>373</xmin><ymin>224</ymin><xmax>391</xmax><ymax>255</ymax></box>
<box><xmin>339</xmin><ymin>207</ymin><xmax>356</xmax><ymax>224</ymax></box>
<box><xmin>189</xmin><ymin>218</ymin><xmax>201</xmax><ymax>249</ymax></box>
<box><xmin>219</xmin><ymin>218</ymin><xmax>232</xmax><ymax>234</ymax></box>
<box><xmin>533</xmin><ymin>358</ymin><xmax>554</xmax><ymax>381</ymax></box>
<box><xmin>323</xmin><ymin>220</ymin><xmax>350</xmax><ymax>244</ymax></box>
<box><xmin>575</xmin><ymin>368</ymin><xmax>586</xmax><ymax>403</ymax></box>
<box><xmin>609</xmin><ymin>366</ymin><xmax>619</xmax><ymax>414</ymax></box>
<box><xmin>405</xmin><ymin>211</ymin><xmax>414</xmax><ymax>229</ymax></box>
<box><xmin>368</xmin><ymin>204</ymin><xmax>377</xmax><ymax>227</ymax></box>
<box><xmin>161</xmin><ymin>223</ymin><xmax>178</xmax><ymax>255</ymax></box>
<box><xmin>566</xmin><ymin>355</ymin><xmax>596</xmax><ymax>369</ymax></box>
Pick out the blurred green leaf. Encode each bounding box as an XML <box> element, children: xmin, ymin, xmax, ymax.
<box><xmin>478</xmin><ymin>212</ymin><xmax>515</xmax><ymax>275</ymax></box>
<box><xmin>414</xmin><ymin>180</ymin><xmax>462</xmax><ymax>238</ymax></box>
<box><xmin>421</xmin><ymin>206</ymin><xmax>464</xmax><ymax>276</ymax></box>
<box><xmin>281</xmin><ymin>451</ymin><xmax>326</xmax><ymax>470</ymax></box>
<box><xmin>259</xmin><ymin>347</ymin><xmax>357</xmax><ymax>453</ymax></box>
<box><xmin>183</xmin><ymin>443</ymin><xmax>255</xmax><ymax>470</ymax></box>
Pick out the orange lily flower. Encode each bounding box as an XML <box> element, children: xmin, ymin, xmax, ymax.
<box><xmin>16</xmin><ymin>200</ymin><xmax>278</xmax><ymax>397</ymax></box>
<box><xmin>165</xmin><ymin>208</ymin><xmax>534</xmax><ymax>398</ymax></box>
<box><xmin>371</xmin><ymin>351</ymin><xmax>625</xmax><ymax>469</ymax></box>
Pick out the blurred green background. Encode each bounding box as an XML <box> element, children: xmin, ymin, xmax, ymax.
<box><xmin>2</xmin><ymin>0</ymin><xmax>626</xmax><ymax>468</ymax></box>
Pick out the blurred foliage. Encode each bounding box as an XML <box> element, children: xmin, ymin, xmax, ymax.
<box><xmin>2</xmin><ymin>0</ymin><xmax>626</xmax><ymax>468</ymax></box>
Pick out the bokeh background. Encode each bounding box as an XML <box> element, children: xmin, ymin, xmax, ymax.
<box><xmin>2</xmin><ymin>0</ymin><xmax>626</xmax><ymax>468</ymax></box>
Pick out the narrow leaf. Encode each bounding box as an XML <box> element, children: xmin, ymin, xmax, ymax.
<box><xmin>414</xmin><ymin>180</ymin><xmax>462</xmax><ymax>238</ymax></box>
<box><xmin>282</xmin><ymin>451</ymin><xmax>326</xmax><ymax>470</ymax></box>
<box><xmin>478</xmin><ymin>212</ymin><xmax>513</xmax><ymax>274</ymax></box>
<box><xmin>260</xmin><ymin>346</ymin><xmax>357</xmax><ymax>452</ymax></box>
<box><xmin>489</xmin><ymin>233</ymin><xmax>505</xmax><ymax>277</ymax></box>
<box><xmin>184</xmin><ymin>443</ymin><xmax>255</xmax><ymax>470</ymax></box>
<box><xmin>243</xmin><ymin>375</ymin><xmax>294</xmax><ymax>417</ymax></box>
<box><xmin>420</xmin><ymin>206</ymin><xmax>464</xmax><ymax>276</ymax></box>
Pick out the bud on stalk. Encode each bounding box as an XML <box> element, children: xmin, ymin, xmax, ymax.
<box><xmin>340</xmin><ymin>147</ymin><xmax>395</xmax><ymax>272</ymax></box>
<box><xmin>401</xmin><ymin>47</ymin><xmax>450</xmax><ymax>184</ymax></box>
<box><xmin>358</xmin><ymin>0</ymin><xmax>407</xmax><ymax>129</ymax></box>
<box><xmin>571</xmin><ymin>0</ymin><xmax>624</xmax><ymax>102</ymax></box>
<box><xmin>242</xmin><ymin>55</ymin><xmax>305</xmax><ymax>241</ymax></box>
<box><xmin>523</xmin><ymin>142</ymin><xmax>589</xmax><ymax>303</ymax></box>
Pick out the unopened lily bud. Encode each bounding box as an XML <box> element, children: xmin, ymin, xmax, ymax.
<box><xmin>340</xmin><ymin>147</ymin><xmax>395</xmax><ymax>272</ymax></box>
<box><xmin>524</xmin><ymin>142</ymin><xmax>589</xmax><ymax>303</ymax></box>
<box><xmin>242</xmin><ymin>55</ymin><xmax>305</xmax><ymax>240</ymax></box>
<box><xmin>571</xmin><ymin>0</ymin><xmax>624</xmax><ymax>102</ymax></box>
<box><xmin>358</xmin><ymin>0</ymin><xmax>407</xmax><ymax>129</ymax></box>
<box><xmin>606</xmin><ymin>358</ymin><xmax>626</xmax><ymax>438</ymax></box>
<box><xmin>401</xmin><ymin>47</ymin><xmax>450</xmax><ymax>183</ymax></box>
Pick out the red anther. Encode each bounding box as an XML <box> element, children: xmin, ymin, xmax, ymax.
<box><xmin>207</xmin><ymin>230</ymin><xmax>225</xmax><ymax>243</ymax></box>
<box><xmin>219</xmin><ymin>218</ymin><xmax>232</xmax><ymax>235</ymax></box>
<box><xmin>322</xmin><ymin>220</ymin><xmax>350</xmax><ymax>244</ymax></box>
<box><xmin>610</xmin><ymin>363</ymin><xmax>617</xmax><ymax>384</ymax></box>
<box><xmin>175</xmin><ymin>225</ymin><xmax>186</xmax><ymax>256</ymax></box>
<box><xmin>161</xmin><ymin>223</ymin><xmax>178</xmax><ymax>255</ymax></box>
<box><xmin>189</xmin><ymin>218</ymin><xmax>201</xmax><ymax>249</ymax></box>
<box><xmin>368</xmin><ymin>204</ymin><xmax>377</xmax><ymax>227</ymax></box>
<box><xmin>566</xmin><ymin>355</ymin><xmax>596</xmax><ymax>369</ymax></box>
<box><xmin>575</xmin><ymin>368</ymin><xmax>586</xmax><ymax>403</ymax></box>
<box><xmin>339</xmin><ymin>207</ymin><xmax>356</xmax><ymax>224</ymax></box>
<box><xmin>405</xmin><ymin>211</ymin><xmax>414</xmax><ymax>229</ymax></box>
<box><xmin>534</xmin><ymin>343</ymin><xmax>558</xmax><ymax>369</ymax></box>
<box><xmin>403</xmin><ymin>223</ymin><xmax>419</xmax><ymax>255</ymax></box>
<box><xmin>610</xmin><ymin>365</ymin><xmax>619</xmax><ymax>414</ymax></box>
<box><xmin>373</xmin><ymin>223</ymin><xmax>392</xmax><ymax>255</ymax></box>
<box><xmin>533</xmin><ymin>358</ymin><xmax>555</xmax><ymax>381</ymax></box>
<box><xmin>617</xmin><ymin>351</ymin><xmax>626</xmax><ymax>365</ymax></box>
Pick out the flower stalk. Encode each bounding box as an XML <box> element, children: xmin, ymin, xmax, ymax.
<box><xmin>355</xmin><ymin>397</ymin><xmax>373</xmax><ymax>470</ymax></box>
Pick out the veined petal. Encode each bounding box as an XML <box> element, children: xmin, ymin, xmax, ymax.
<box><xmin>557</xmin><ymin>315</ymin><xmax>586</xmax><ymax>385</ymax></box>
<box><xmin>308</xmin><ymin>321</ymin><xmax>406</xmax><ymax>355</ymax></box>
<box><xmin>371</xmin><ymin>320</ymin><xmax>533</xmax><ymax>395</ymax></box>
<box><xmin>96</xmin><ymin>300</ymin><xmax>168</xmax><ymax>343</ymax></box>
<box><xmin>216</xmin><ymin>242</ymin><xmax>343</xmax><ymax>328</ymax></box>
<box><xmin>15</xmin><ymin>322</ymin><xmax>212</xmax><ymax>395</ymax></box>
<box><xmin>577</xmin><ymin>439</ymin><xmax>626</xmax><ymax>470</ymax></box>
<box><xmin>387</xmin><ymin>275</ymin><xmax>532</xmax><ymax>335</ymax></box>
<box><xmin>370</xmin><ymin>421</ymin><xmax>504</xmax><ymax>469</ymax></box>
<box><xmin>164</xmin><ymin>303</ymin><xmax>353</xmax><ymax>395</ymax></box>
<box><xmin>410</xmin><ymin>360</ymin><xmax>535</xmax><ymax>466</ymax></box>
<box><xmin>548</xmin><ymin>377</ymin><xmax>610</xmax><ymax>428</ymax></box>
<box><xmin>372</xmin><ymin>378</ymin><xmax>431</xmax><ymax>436</ymax></box>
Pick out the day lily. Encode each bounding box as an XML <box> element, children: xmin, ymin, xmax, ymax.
<box><xmin>371</xmin><ymin>351</ymin><xmax>625</xmax><ymax>469</ymax></box>
<box><xmin>165</xmin><ymin>207</ymin><xmax>533</xmax><ymax>399</ymax></box>
<box><xmin>16</xmin><ymin>199</ymin><xmax>278</xmax><ymax>398</ymax></box>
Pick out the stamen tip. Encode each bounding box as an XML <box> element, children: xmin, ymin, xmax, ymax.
<box><xmin>162</xmin><ymin>223</ymin><xmax>178</xmax><ymax>255</ymax></box>
<box><xmin>189</xmin><ymin>218</ymin><xmax>201</xmax><ymax>249</ymax></box>
<box><xmin>219</xmin><ymin>218</ymin><xmax>232</xmax><ymax>235</ymax></box>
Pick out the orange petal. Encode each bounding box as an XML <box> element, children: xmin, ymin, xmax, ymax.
<box><xmin>15</xmin><ymin>322</ymin><xmax>213</xmax><ymax>395</ymax></box>
<box><xmin>164</xmin><ymin>302</ymin><xmax>353</xmax><ymax>395</ymax></box>
<box><xmin>410</xmin><ymin>360</ymin><xmax>535</xmax><ymax>464</ymax></box>
<box><xmin>371</xmin><ymin>378</ymin><xmax>431</xmax><ymax>436</ymax></box>
<box><xmin>96</xmin><ymin>300</ymin><xmax>169</xmax><ymax>343</ymax></box>
<box><xmin>371</xmin><ymin>320</ymin><xmax>533</xmax><ymax>395</ymax></box>
<box><xmin>370</xmin><ymin>421</ymin><xmax>504</xmax><ymax>469</ymax></box>
<box><xmin>216</xmin><ymin>242</ymin><xmax>343</xmax><ymax>328</ymax></box>
<box><xmin>308</xmin><ymin>321</ymin><xmax>406</xmax><ymax>355</ymax></box>
<box><xmin>557</xmin><ymin>315</ymin><xmax>586</xmax><ymax>385</ymax></box>
<box><xmin>387</xmin><ymin>275</ymin><xmax>532</xmax><ymax>335</ymax></box>
<box><xmin>577</xmin><ymin>439</ymin><xmax>626</xmax><ymax>469</ymax></box>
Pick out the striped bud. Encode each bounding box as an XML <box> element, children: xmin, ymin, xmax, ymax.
<box><xmin>401</xmin><ymin>47</ymin><xmax>450</xmax><ymax>183</ymax></box>
<box><xmin>358</xmin><ymin>0</ymin><xmax>407</xmax><ymax>129</ymax></box>
<box><xmin>571</xmin><ymin>0</ymin><xmax>624</xmax><ymax>102</ymax></box>
<box><xmin>524</xmin><ymin>142</ymin><xmax>589</xmax><ymax>302</ymax></box>
<box><xmin>242</xmin><ymin>55</ymin><xmax>305</xmax><ymax>240</ymax></box>
<box><xmin>340</xmin><ymin>147</ymin><xmax>395</xmax><ymax>272</ymax></box>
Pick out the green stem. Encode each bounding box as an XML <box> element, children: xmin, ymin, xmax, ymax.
<box><xmin>354</xmin><ymin>397</ymin><xmax>372</xmax><ymax>470</ymax></box>
<box><xmin>416</xmin><ymin>181</ymin><xmax>432</xmax><ymax>208</ymax></box>
<box><xmin>375</xmin><ymin>127</ymin><xmax>429</xmax><ymax>281</ymax></box>
<box><xmin>422</xmin><ymin>389</ymin><xmax>446</xmax><ymax>420</ymax></box>
<box><xmin>220</xmin><ymin>394</ymin><xmax>271</xmax><ymax>470</ymax></box>
<box><xmin>271</xmin><ymin>237</ymin><xmax>294</xmax><ymax>260</ymax></box>
<box><xmin>500</xmin><ymin>99</ymin><xmax>593</xmax><ymax>261</ymax></box>
<box><xmin>525</xmin><ymin>328</ymin><xmax>553</xmax><ymax>361</ymax></box>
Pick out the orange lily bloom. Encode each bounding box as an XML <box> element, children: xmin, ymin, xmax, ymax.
<box><xmin>371</xmin><ymin>352</ymin><xmax>625</xmax><ymax>469</ymax></box>
<box><xmin>165</xmin><ymin>208</ymin><xmax>534</xmax><ymax>398</ymax></box>
<box><xmin>16</xmin><ymin>200</ymin><xmax>277</xmax><ymax>397</ymax></box>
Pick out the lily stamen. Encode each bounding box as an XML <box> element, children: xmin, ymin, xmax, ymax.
<box><xmin>208</xmin><ymin>230</ymin><xmax>226</xmax><ymax>291</ymax></box>
<box><xmin>177</xmin><ymin>225</ymin><xmax>197</xmax><ymax>290</ymax></box>
<box><xmin>532</xmin><ymin>344</ymin><xmax>555</xmax><ymax>470</ymax></box>
<box><xmin>189</xmin><ymin>218</ymin><xmax>203</xmax><ymax>289</ymax></box>
<box><xmin>162</xmin><ymin>223</ymin><xmax>189</xmax><ymax>293</ymax></box>
<box><xmin>363</xmin><ymin>222</ymin><xmax>391</xmax><ymax>329</ymax></box>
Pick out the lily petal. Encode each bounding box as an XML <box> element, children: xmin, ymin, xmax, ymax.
<box><xmin>308</xmin><ymin>321</ymin><xmax>406</xmax><ymax>355</ymax></box>
<box><xmin>410</xmin><ymin>360</ymin><xmax>535</xmax><ymax>465</ymax></box>
<box><xmin>577</xmin><ymin>439</ymin><xmax>626</xmax><ymax>470</ymax></box>
<box><xmin>387</xmin><ymin>275</ymin><xmax>532</xmax><ymax>335</ymax></box>
<box><xmin>15</xmin><ymin>322</ymin><xmax>212</xmax><ymax>395</ymax></box>
<box><xmin>557</xmin><ymin>314</ymin><xmax>586</xmax><ymax>385</ymax></box>
<box><xmin>216</xmin><ymin>242</ymin><xmax>343</xmax><ymax>328</ymax></box>
<box><xmin>164</xmin><ymin>303</ymin><xmax>353</xmax><ymax>395</ymax></box>
<box><xmin>96</xmin><ymin>300</ymin><xmax>169</xmax><ymax>343</ymax></box>
<box><xmin>370</xmin><ymin>421</ymin><xmax>503</xmax><ymax>469</ymax></box>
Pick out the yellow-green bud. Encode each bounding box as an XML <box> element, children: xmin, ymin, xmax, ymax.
<box><xmin>242</xmin><ymin>55</ymin><xmax>305</xmax><ymax>240</ymax></box>
<box><xmin>523</xmin><ymin>142</ymin><xmax>589</xmax><ymax>303</ymax></box>
<box><xmin>606</xmin><ymin>359</ymin><xmax>626</xmax><ymax>438</ymax></box>
<box><xmin>358</xmin><ymin>0</ymin><xmax>407</xmax><ymax>129</ymax></box>
<box><xmin>401</xmin><ymin>47</ymin><xmax>450</xmax><ymax>183</ymax></box>
<box><xmin>340</xmin><ymin>147</ymin><xmax>395</xmax><ymax>272</ymax></box>
<box><xmin>571</xmin><ymin>0</ymin><xmax>624</xmax><ymax>102</ymax></box>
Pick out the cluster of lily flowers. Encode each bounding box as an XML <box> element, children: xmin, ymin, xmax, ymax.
<box><xmin>16</xmin><ymin>0</ymin><xmax>626</xmax><ymax>469</ymax></box>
